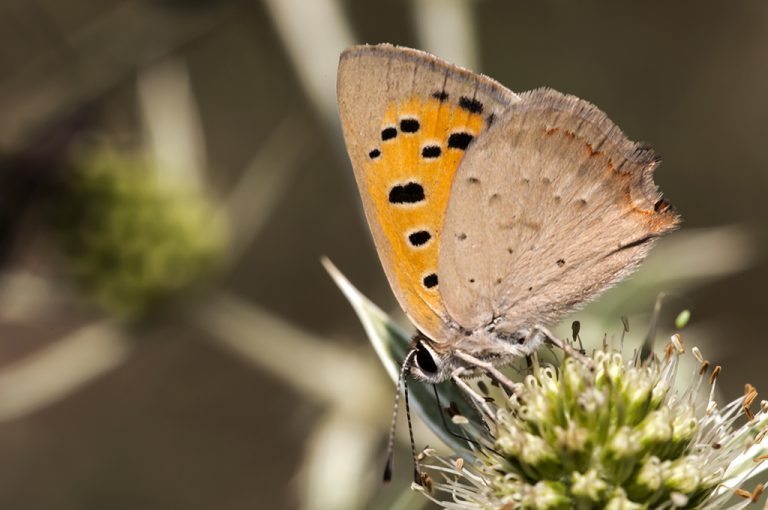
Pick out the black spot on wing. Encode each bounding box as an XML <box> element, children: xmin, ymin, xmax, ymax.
<box><xmin>389</xmin><ymin>182</ymin><xmax>425</xmax><ymax>204</ymax></box>
<box><xmin>400</xmin><ymin>118</ymin><xmax>420</xmax><ymax>133</ymax></box>
<box><xmin>368</xmin><ymin>149</ymin><xmax>380</xmax><ymax>159</ymax></box>
<box><xmin>381</xmin><ymin>127</ymin><xmax>397</xmax><ymax>141</ymax></box>
<box><xmin>421</xmin><ymin>145</ymin><xmax>442</xmax><ymax>159</ymax></box>
<box><xmin>432</xmin><ymin>91</ymin><xmax>449</xmax><ymax>101</ymax></box>
<box><xmin>423</xmin><ymin>273</ymin><xmax>438</xmax><ymax>289</ymax></box>
<box><xmin>459</xmin><ymin>96</ymin><xmax>483</xmax><ymax>114</ymax></box>
<box><xmin>448</xmin><ymin>132</ymin><xmax>474</xmax><ymax>150</ymax></box>
<box><xmin>408</xmin><ymin>230</ymin><xmax>431</xmax><ymax>247</ymax></box>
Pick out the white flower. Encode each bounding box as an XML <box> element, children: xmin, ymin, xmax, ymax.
<box><xmin>416</xmin><ymin>336</ymin><xmax>768</xmax><ymax>509</ymax></box>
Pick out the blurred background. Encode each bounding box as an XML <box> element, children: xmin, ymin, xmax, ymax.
<box><xmin>0</xmin><ymin>1</ymin><xmax>766</xmax><ymax>509</ymax></box>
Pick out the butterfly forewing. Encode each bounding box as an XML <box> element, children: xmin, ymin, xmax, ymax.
<box><xmin>438</xmin><ymin>88</ymin><xmax>680</xmax><ymax>333</ymax></box>
<box><xmin>337</xmin><ymin>44</ymin><xmax>518</xmax><ymax>340</ymax></box>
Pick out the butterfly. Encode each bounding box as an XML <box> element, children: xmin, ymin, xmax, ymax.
<box><xmin>336</xmin><ymin>43</ymin><xmax>680</xmax><ymax>479</ymax></box>
<box><xmin>338</xmin><ymin>43</ymin><xmax>679</xmax><ymax>379</ymax></box>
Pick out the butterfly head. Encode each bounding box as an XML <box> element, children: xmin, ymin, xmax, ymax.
<box><xmin>409</xmin><ymin>332</ymin><xmax>452</xmax><ymax>383</ymax></box>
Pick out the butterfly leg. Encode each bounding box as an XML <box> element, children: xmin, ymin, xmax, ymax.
<box><xmin>533</xmin><ymin>325</ymin><xmax>595</xmax><ymax>369</ymax></box>
<box><xmin>450</xmin><ymin>367</ymin><xmax>498</xmax><ymax>422</ymax></box>
<box><xmin>431</xmin><ymin>385</ymin><xmax>488</xmax><ymax>445</ymax></box>
<box><xmin>453</xmin><ymin>350</ymin><xmax>522</xmax><ymax>396</ymax></box>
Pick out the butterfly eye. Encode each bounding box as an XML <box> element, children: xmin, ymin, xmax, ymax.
<box><xmin>414</xmin><ymin>341</ymin><xmax>438</xmax><ymax>374</ymax></box>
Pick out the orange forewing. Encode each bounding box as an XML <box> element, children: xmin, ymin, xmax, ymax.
<box><xmin>363</xmin><ymin>96</ymin><xmax>485</xmax><ymax>334</ymax></box>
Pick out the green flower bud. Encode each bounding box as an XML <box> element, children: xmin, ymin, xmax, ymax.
<box><xmin>603</xmin><ymin>426</ymin><xmax>642</xmax><ymax>483</ymax></box>
<box><xmin>529</xmin><ymin>481</ymin><xmax>570</xmax><ymax>510</ymax></box>
<box><xmin>571</xmin><ymin>468</ymin><xmax>610</xmax><ymax>504</ymax></box>
<box><xmin>623</xmin><ymin>372</ymin><xmax>654</xmax><ymax>424</ymax></box>
<box><xmin>625</xmin><ymin>455</ymin><xmax>663</xmax><ymax>503</ymax></box>
<box><xmin>554</xmin><ymin>421</ymin><xmax>590</xmax><ymax>472</ymax></box>
<box><xmin>418</xmin><ymin>340</ymin><xmax>767</xmax><ymax>510</ymax></box>
<box><xmin>520</xmin><ymin>432</ymin><xmax>561</xmax><ymax>480</ymax></box>
<box><xmin>604</xmin><ymin>489</ymin><xmax>644</xmax><ymax>510</ymax></box>
<box><xmin>664</xmin><ymin>456</ymin><xmax>702</xmax><ymax>494</ymax></box>
<box><xmin>638</xmin><ymin>408</ymin><xmax>674</xmax><ymax>456</ymax></box>
<box><xmin>669</xmin><ymin>410</ymin><xmax>698</xmax><ymax>457</ymax></box>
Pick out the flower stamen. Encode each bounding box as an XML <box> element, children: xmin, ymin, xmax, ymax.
<box><xmin>418</xmin><ymin>336</ymin><xmax>768</xmax><ymax>510</ymax></box>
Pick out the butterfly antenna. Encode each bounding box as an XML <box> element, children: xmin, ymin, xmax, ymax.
<box><xmin>403</xmin><ymin>377</ymin><xmax>421</xmax><ymax>484</ymax></box>
<box><xmin>383</xmin><ymin>348</ymin><xmax>417</xmax><ymax>483</ymax></box>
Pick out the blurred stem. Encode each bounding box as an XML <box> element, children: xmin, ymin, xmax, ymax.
<box><xmin>0</xmin><ymin>271</ymin><xmax>60</xmax><ymax>322</ymax></box>
<box><xmin>260</xmin><ymin>0</ymin><xmax>354</xmax><ymax>124</ymax></box>
<box><xmin>300</xmin><ymin>410</ymin><xmax>380</xmax><ymax>510</ymax></box>
<box><xmin>196</xmin><ymin>292</ymin><xmax>389</xmax><ymax>422</ymax></box>
<box><xmin>0</xmin><ymin>319</ymin><xmax>133</xmax><ymax>422</ymax></box>
<box><xmin>137</xmin><ymin>57</ymin><xmax>207</xmax><ymax>191</ymax></box>
<box><xmin>223</xmin><ymin>114</ymin><xmax>312</xmax><ymax>265</ymax></box>
<box><xmin>198</xmin><ymin>291</ymin><xmax>448</xmax><ymax>508</ymax></box>
<box><xmin>412</xmin><ymin>0</ymin><xmax>478</xmax><ymax>69</ymax></box>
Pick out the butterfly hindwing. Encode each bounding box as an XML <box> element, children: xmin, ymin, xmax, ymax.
<box><xmin>337</xmin><ymin>44</ymin><xmax>518</xmax><ymax>340</ymax></box>
<box><xmin>438</xmin><ymin>88</ymin><xmax>680</xmax><ymax>333</ymax></box>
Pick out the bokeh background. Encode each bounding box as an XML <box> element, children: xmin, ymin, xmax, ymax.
<box><xmin>0</xmin><ymin>1</ymin><xmax>766</xmax><ymax>509</ymax></box>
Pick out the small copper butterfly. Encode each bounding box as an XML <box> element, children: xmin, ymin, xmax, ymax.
<box><xmin>336</xmin><ymin>43</ymin><xmax>680</xmax><ymax>479</ymax></box>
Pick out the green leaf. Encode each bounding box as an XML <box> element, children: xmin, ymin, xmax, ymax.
<box><xmin>322</xmin><ymin>257</ymin><xmax>487</xmax><ymax>453</ymax></box>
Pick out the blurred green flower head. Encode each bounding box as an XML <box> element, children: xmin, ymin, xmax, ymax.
<box><xmin>417</xmin><ymin>336</ymin><xmax>768</xmax><ymax>510</ymax></box>
<box><xmin>54</xmin><ymin>147</ymin><xmax>228</xmax><ymax>319</ymax></box>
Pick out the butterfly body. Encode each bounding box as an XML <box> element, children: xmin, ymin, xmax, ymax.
<box><xmin>337</xmin><ymin>44</ymin><xmax>679</xmax><ymax>384</ymax></box>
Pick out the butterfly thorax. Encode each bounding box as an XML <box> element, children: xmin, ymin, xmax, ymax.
<box><xmin>409</xmin><ymin>323</ymin><xmax>543</xmax><ymax>383</ymax></box>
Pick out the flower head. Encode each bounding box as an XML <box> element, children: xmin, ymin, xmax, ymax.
<box><xmin>417</xmin><ymin>336</ymin><xmax>768</xmax><ymax>509</ymax></box>
<box><xmin>53</xmin><ymin>148</ymin><xmax>227</xmax><ymax>319</ymax></box>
